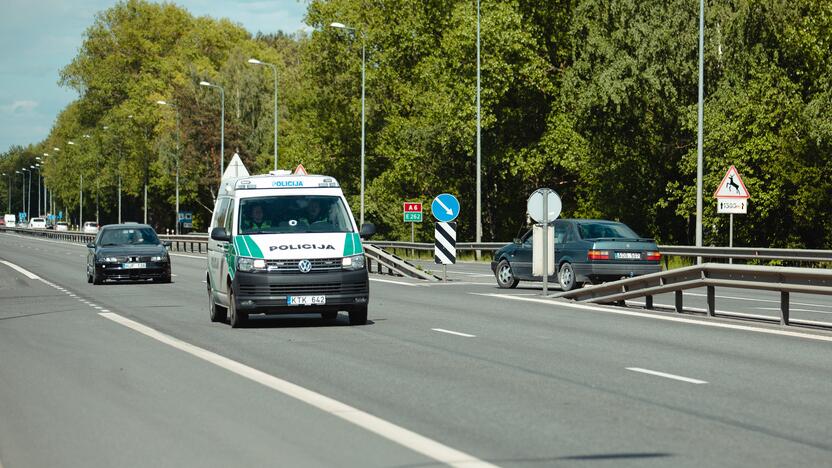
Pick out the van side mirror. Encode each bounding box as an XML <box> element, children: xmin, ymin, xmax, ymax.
<box><xmin>359</xmin><ymin>223</ymin><xmax>376</xmax><ymax>239</ymax></box>
<box><xmin>210</xmin><ymin>227</ymin><xmax>231</xmax><ymax>242</ymax></box>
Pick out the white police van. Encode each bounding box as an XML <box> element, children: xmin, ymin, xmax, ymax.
<box><xmin>207</xmin><ymin>157</ymin><xmax>375</xmax><ymax>328</ymax></box>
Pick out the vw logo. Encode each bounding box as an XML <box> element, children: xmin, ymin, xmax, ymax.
<box><xmin>298</xmin><ymin>259</ymin><xmax>312</xmax><ymax>273</ymax></box>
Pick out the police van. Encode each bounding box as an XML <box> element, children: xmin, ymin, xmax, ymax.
<box><xmin>207</xmin><ymin>157</ymin><xmax>375</xmax><ymax>328</ymax></box>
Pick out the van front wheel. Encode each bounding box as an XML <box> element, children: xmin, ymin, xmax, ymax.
<box><xmin>228</xmin><ymin>287</ymin><xmax>248</xmax><ymax>328</ymax></box>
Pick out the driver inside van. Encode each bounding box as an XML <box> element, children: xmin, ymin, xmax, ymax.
<box><xmin>242</xmin><ymin>203</ymin><xmax>272</xmax><ymax>231</ymax></box>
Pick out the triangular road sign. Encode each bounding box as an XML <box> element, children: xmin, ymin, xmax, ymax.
<box><xmin>294</xmin><ymin>164</ymin><xmax>308</xmax><ymax>175</ymax></box>
<box><xmin>222</xmin><ymin>152</ymin><xmax>250</xmax><ymax>180</ymax></box>
<box><xmin>713</xmin><ymin>165</ymin><xmax>750</xmax><ymax>199</ymax></box>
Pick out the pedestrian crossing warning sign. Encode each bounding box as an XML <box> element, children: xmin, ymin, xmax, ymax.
<box><xmin>713</xmin><ymin>165</ymin><xmax>750</xmax><ymax>199</ymax></box>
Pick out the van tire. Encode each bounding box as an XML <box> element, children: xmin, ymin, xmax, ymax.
<box><xmin>208</xmin><ymin>281</ymin><xmax>227</xmax><ymax>323</ymax></box>
<box><xmin>348</xmin><ymin>305</ymin><xmax>367</xmax><ymax>326</ymax></box>
<box><xmin>228</xmin><ymin>287</ymin><xmax>248</xmax><ymax>328</ymax></box>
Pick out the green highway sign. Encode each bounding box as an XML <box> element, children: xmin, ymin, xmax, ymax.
<box><xmin>404</xmin><ymin>212</ymin><xmax>423</xmax><ymax>222</ymax></box>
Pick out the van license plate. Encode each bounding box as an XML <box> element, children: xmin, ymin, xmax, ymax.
<box><xmin>614</xmin><ymin>252</ymin><xmax>641</xmax><ymax>260</ymax></box>
<box><xmin>288</xmin><ymin>295</ymin><xmax>326</xmax><ymax>306</ymax></box>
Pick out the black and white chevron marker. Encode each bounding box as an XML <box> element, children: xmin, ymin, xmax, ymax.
<box><xmin>434</xmin><ymin>222</ymin><xmax>457</xmax><ymax>265</ymax></box>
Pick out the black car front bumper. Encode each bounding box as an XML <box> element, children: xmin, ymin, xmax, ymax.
<box><xmin>96</xmin><ymin>262</ymin><xmax>171</xmax><ymax>281</ymax></box>
<box><xmin>232</xmin><ymin>268</ymin><xmax>369</xmax><ymax>314</ymax></box>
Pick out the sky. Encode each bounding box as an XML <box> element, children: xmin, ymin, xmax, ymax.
<box><xmin>0</xmin><ymin>0</ymin><xmax>309</xmax><ymax>154</ymax></box>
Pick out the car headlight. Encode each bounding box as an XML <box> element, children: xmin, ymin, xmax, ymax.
<box><xmin>342</xmin><ymin>254</ymin><xmax>365</xmax><ymax>270</ymax></box>
<box><xmin>151</xmin><ymin>255</ymin><xmax>168</xmax><ymax>262</ymax></box>
<box><xmin>102</xmin><ymin>257</ymin><xmax>119</xmax><ymax>263</ymax></box>
<box><xmin>237</xmin><ymin>257</ymin><xmax>266</xmax><ymax>272</ymax></box>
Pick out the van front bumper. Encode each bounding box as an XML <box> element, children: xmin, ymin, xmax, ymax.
<box><xmin>232</xmin><ymin>268</ymin><xmax>369</xmax><ymax>314</ymax></box>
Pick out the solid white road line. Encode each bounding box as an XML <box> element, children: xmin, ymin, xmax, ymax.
<box><xmin>0</xmin><ymin>260</ymin><xmax>40</xmax><ymax>279</ymax></box>
<box><xmin>98</xmin><ymin>312</ymin><xmax>497</xmax><ymax>468</ymax></box>
<box><xmin>474</xmin><ymin>293</ymin><xmax>832</xmax><ymax>343</ymax></box>
<box><xmin>369</xmin><ymin>277</ymin><xmax>422</xmax><ymax>287</ymax></box>
<box><xmin>432</xmin><ymin>328</ymin><xmax>476</xmax><ymax>338</ymax></box>
<box><xmin>626</xmin><ymin>367</ymin><xmax>708</xmax><ymax>384</ymax></box>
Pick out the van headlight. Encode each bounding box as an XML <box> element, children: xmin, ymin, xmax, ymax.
<box><xmin>342</xmin><ymin>254</ymin><xmax>365</xmax><ymax>270</ymax></box>
<box><xmin>237</xmin><ymin>257</ymin><xmax>267</xmax><ymax>272</ymax></box>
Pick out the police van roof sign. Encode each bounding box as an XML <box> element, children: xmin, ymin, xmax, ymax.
<box><xmin>713</xmin><ymin>165</ymin><xmax>750</xmax><ymax>199</ymax></box>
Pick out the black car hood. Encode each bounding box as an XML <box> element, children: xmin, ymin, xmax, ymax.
<box><xmin>96</xmin><ymin>245</ymin><xmax>166</xmax><ymax>256</ymax></box>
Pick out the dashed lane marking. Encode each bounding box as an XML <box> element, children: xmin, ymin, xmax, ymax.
<box><xmin>431</xmin><ymin>328</ymin><xmax>476</xmax><ymax>338</ymax></box>
<box><xmin>98</xmin><ymin>312</ymin><xmax>498</xmax><ymax>468</ymax></box>
<box><xmin>369</xmin><ymin>277</ymin><xmax>422</xmax><ymax>287</ymax></box>
<box><xmin>626</xmin><ymin>367</ymin><xmax>708</xmax><ymax>384</ymax></box>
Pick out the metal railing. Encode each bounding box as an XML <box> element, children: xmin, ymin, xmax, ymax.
<box><xmin>363</xmin><ymin>244</ymin><xmax>440</xmax><ymax>281</ymax></box>
<box><xmin>555</xmin><ymin>263</ymin><xmax>832</xmax><ymax>329</ymax></box>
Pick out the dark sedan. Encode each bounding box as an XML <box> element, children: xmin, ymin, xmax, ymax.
<box><xmin>491</xmin><ymin>219</ymin><xmax>661</xmax><ymax>291</ymax></box>
<box><xmin>86</xmin><ymin>224</ymin><xmax>172</xmax><ymax>284</ymax></box>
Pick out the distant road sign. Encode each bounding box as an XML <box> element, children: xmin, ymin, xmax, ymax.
<box><xmin>434</xmin><ymin>222</ymin><xmax>457</xmax><ymax>265</ymax></box>
<box><xmin>717</xmin><ymin>199</ymin><xmax>748</xmax><ymax>214</ymax></box>
<box><xmin>714</xmin><ymin>165</ymin><xmax>750</xmax><ymax>199</ymax></box>
<box><xmin>431</xmin><ymin>194</ymin><xmax>460</xmax><ymax>222</ymax></box>
<box><xmin>403</xmin><ymin>202</ymin><xmax>422</xmax><ymax>213</ymax></box>
<box><xmin>404</xmin><ymin>212</ymin><xmax>423</xmax><ymax>222</ymax></box>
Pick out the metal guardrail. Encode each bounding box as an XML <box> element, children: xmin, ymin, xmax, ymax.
<box><xmin>364</xmin><ymin>244</ymin><xmax>440</xmax><ymax>281</ymax></box>
<box><xmin>367</xmin><ymin>241</ymin><xmax>832</xmax><ymax>263</ymax></box>
<box><xmin>555</xmin><ymin>263</ymin><xmax>832</xmax><ymax>329</ymax></box>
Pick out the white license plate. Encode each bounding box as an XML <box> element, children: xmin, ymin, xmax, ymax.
<box><xmin>614</xmin><ymin>252</ymin><xmax>641</xmax><ymax>260</ymax></box>
<box><xmin>287</xmin><ymin>295</ymin><xmax>326</xmax><ymax>306</ymax></box>
<box><xmin>123</xmin><ymin>263</ymin><xmax>146</xmax><ymax>269</ymax></box>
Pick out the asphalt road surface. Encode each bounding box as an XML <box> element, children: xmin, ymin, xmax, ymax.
<box><xmin>1</xmin><ymin>232</ymin><xmax>831</xmax><ymax>467</ymax></box>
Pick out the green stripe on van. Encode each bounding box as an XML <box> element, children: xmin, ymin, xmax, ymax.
<box><xmin>353</xmin><ymin>233</ymin><xmax>363</xmax><ymax>254</ymax></box>
<box><xmin>234</xmin><ymin>236</ymin><xmax>250</xmax><ymax>257</ymax></box>
<box><xmin>343</xmin><ymin>233</ymin><xmax>354</xmax><ymax>256</ymax></box>
<box><xmin>243</xmin><ymin>235</ymin><xmax>264</xmax><ymax>258</ymax></box>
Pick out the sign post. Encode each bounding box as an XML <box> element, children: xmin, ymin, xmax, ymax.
<box><xmin>527</xmin><ymin>189</ymin><xmax>562</xmax><ymax>296</ymax></box>
<box><xmin>714</xmin><ymin>165</ymin><xmax>750</xmax><ymax>264</ymax></box>
<box><xmin>403</xmin><ymin>202</ymin><xmax>423</xmax><ymax>257</ymax></box>
<box><xmin>431</xmin><ymin>194</ymin><xmax>460</xmax><ymax>281</ymax></box>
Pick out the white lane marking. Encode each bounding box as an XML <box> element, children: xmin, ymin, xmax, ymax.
<box><xmin>432</xmin><ymin>328</ymin><xmax>476</xmax><ymax>338</ymax></box>
<box><xmin>683</xmin><ymin>291</ymin><xmax>832</xmax><ymax>309</ymax></box>
<box><xmin>626</xmin><ymin>367</ymin><xmax>708</xmax><ymax>384</ymax></box>
<box><xmin>369</xmin><ymin>277</ymin><xmax>422</xmax><ymax>287</ymax></box>
<box><xmin>98</xmin><ymin>312</ymin><xmax>497</xmax><ymax>468</ymax></box>
<box><xmin>0</xmin><ymin>260</ymin><xmax>40</xmax><ymax>279</ymax></box>
<box><xmin>474</xmin><ymin>293</ymin><xmax>832</xmax><ymax>343</ymax></box>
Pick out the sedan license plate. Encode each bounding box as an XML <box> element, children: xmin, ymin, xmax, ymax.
<box><xmin>614</xmin><ymin>252</ymin><xmax>641</xmax><ymax>260</ymax></box>
<box><xmin>123</xmin><ymin>263</ymin><xmax>146</xmax><ymax>269</ymax></box>
<box><xmin>287</xmin><ymin>295</ymin><xmax>326</xmax><ymax>306</ymax></box>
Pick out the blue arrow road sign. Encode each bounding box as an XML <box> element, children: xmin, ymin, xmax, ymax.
<box><xmin>431</xmin><ymin>193</ymin><xmax>460</xmax><ymax>222</ymax></box>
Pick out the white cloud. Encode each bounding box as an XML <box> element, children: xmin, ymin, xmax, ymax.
<box><xmin>0</xmin><ymin>100</ymin><xmax>39</xmax><ymax>114</ymax></box>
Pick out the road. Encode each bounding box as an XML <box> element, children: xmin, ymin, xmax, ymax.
<box><xmin>1</xmin><ymin>232</ymin><xmax>831</xmax><ymax>467</ymax></box>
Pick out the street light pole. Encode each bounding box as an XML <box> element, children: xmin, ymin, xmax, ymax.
<box><xmin>2</xmin><ymin>173</ymin><xmax>8</xmax><ymax>214</ymax></box>
<box><xmin>476</xmin><ymin>0</ymin><xmax>483</xmax><ymax>252</ymax></box>
<box><xmin>248</xmin><ymin>58</ymin><xmax>279</xmax><ymax>170</ymax></box>
<box><xmin>330</xmin><ymin>22</ymin><xmax>367</xmax><ymax>225</ymax></box>
<box><xmin>20</xmin><ymin>168</ymin><xmax>28</xmax><ymax>222</ymax></box>
<box><xmin>696</xmin><ymin>0</ymin><xmax>704</xmax><ymax>262</ymax></box>
<box><xmin>199</xmin><ymin>81</ymin><xmax>225</xmax><ymax>178</ymax></box>
<box><xmin>157</xmin><ymin>100</ymin><xmax>181</xmax><ymax>234</ymax></box>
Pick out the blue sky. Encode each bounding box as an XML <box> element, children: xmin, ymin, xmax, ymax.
<box><xmin>0</xmin><ymin>0</ymin><xmax>309</xmax><ymax>154</ymax></box>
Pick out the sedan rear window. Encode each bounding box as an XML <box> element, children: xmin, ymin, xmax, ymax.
<box><xmin>577</xmin><ymin>222</ymin><xmax>639</xmax><ymax>240</ymax></box>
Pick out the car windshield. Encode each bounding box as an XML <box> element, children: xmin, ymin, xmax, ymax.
<box><xmin>239</xmin><ymin>195</ymin><xmax>353</xmax><ymax>235</ymax></box>
<box><xmin>577</xmin><ymin>222</ymin><xmax>639</xmax><ymax>239</ymax></box>
<box><xmin>98</xmin><ymin>228</ymin><xmax>160</xmax><ymax>246</ymax></box>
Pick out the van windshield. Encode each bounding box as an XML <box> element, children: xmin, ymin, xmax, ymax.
<box><xmin>239</xmin><ymin>195</ymin><xmax>354</xmax><ymax>235</ymax></box>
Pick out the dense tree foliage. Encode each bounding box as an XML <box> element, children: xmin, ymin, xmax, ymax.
<box><xmin>1</xmin><ymin>0</ymin><xmax>829</xmax><ymax>248</ymax></box>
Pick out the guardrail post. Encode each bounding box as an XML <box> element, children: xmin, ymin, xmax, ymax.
<box><xmin>675</xmin><ymin>290</ymin><xmax>683</xmax><ymax>313</ymax></box>
<box><xmin>707</xmin><ymin>286</ymin><xmax>715</xmax><ymax>317</ymax></box>
<box><xmin>645</xmin><ymin>295</ymin><xmax>653</xmax><ymax>309</ymax></box>
<box><xmin>780</xmin><ymin>292</ymin><xmax>790</xmax><ymax>325</ymax></box>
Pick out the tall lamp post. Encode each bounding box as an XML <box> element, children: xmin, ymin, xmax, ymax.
<box><xmin>247</xmin><ymin>58</ymin><xmax>279</xmax><ymax>171</ymax></box>
<box><xmin>32</xmin><ymin>163</ymin><xmax>40</xmax><ymax>217</ymax></box>
<box><xmin>2</xmin><ymin>172</ymin><xmax>9</xmax><ymax>214</ymax></box>
<box><xmin>695</xmin><ymin>0</ymin><xmax>705</xmax><ymax>261</ymax></box>
<box><xmin>329</xmin><ymin>22</ymin><xmax>367</xmax><ymax>226</ymax></box>
<box><xmin>157</xmin><ymin>100</ymin><xmax>181</xmax><ymax>234</ymax></box>
<box><xmin>476</xmin><ymin>0</ymin><xmax>482</xmax><ymax>249</ymax></box>
<box><xmin>20</xmin><ymin>168</ymin><xmax>29</xmax><ymax>222</ymax></box>
<box><xmin>199</xmin><ymin>81</ymin><xmax>225</xmax><ymax>178</ymax></box>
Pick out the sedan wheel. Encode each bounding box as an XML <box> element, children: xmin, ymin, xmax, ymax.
<box><xmin>495</xmin><ymin>259</ymin><xmax>519</xmax><ymax>289</ymax></box>
<box><xmin>558</xmin><ymin>262</ymin><xmax>578</xmax><ymax>291</ymax></box>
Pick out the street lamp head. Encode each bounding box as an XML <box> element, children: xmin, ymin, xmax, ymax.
<box><xmin>330</xmin><ymin>22</ymin><xmax>346</xmax><ymax>29</ymax></box>
<box><xmin>53</xmin><ymin>147</ymin><xmax>60</xmax><ymax>151</ymax></box>
<box><xmin>156</xmin><ymin>100</ymin><xmax>167</xmax><ymax>105</ymax></box>
<box><xmin>247</xmin><ymin>58</ymin><xmax>262</xmax><ymax>65</ymax></box>
<box><xmin>67</xmin><ymin>141</ymin><xmax>75</xmax><ymax>145</ymax></box>
<box><xmin>199</xmin><ymin>80</ymin><xmax>212</xmax><ymax>87</ymax></box>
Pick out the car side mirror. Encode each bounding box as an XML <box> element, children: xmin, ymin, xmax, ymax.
<box><xmin>210</xmin><ymin>227</ymin><xmax>231</xmax><ymax>242</ymax></box>
<box><xmin>162</xmin><ymin>240</ymin><xmax>172</xmax><ymax>249</ymax></box>
<box><xmin>513</xmin><ymin>238</ymin><xmax>522</xmax><ymax>245</ymax></box>
<box><xmin>86</xmin><ymin>242</ymin><xmax>95</xmax><ymax>249</ymax></box>
<box><xmin>359</xmin><ymin>223</ymin><xmax>376</xmax><ymax>239</ymax></box>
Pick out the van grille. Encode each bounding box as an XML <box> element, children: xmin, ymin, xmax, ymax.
<box><xmin>265</xmin><ymin>258</ymin><xmax>342</xmax><ymax>273</ymax></box>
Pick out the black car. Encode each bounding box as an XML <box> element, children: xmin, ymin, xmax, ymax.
<box><xmin>86</xmin><ymin>224</ymin><xmax>172</xmax><ymax>284</ymax></box>
<box><xmin>491</xmin><ymin>219</ymin><xmax>661</xmax><ymax>291</ymax></box>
